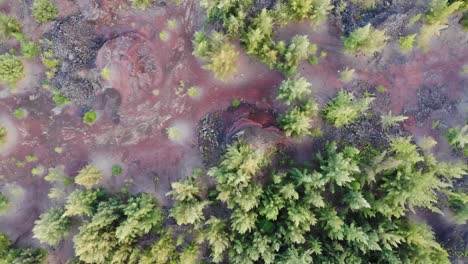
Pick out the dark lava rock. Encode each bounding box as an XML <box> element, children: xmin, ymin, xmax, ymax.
<box><xmin>332</xmin><ymin>0</ymin><xmax>396</xmax><ymax>34</ymax></box>
<box><xmin>252</xmin><ymin>0</ymin><xmax>278</xmax><ymax>12</ymax></box>
<box><xmin>197</xmin><ymin>104</ymin><xmax>281</xmax><ymax>167</ymax></box>
<box><xmin>44</xmin><ymin>15</ymin><xmax>103</xmax><ymax>72</ymax></box>
<box><xmin>61</xmin><ymin>77</ymin><xmax>97</xmax><ymax>105</ymax></box>
<box><xmin>409</xmin><ymin>86</ymin><xmax>456</xmax><ymax>123</ymax></box>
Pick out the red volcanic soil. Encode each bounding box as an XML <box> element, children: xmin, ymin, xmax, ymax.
<box><xmin>0</xmin><ymin>0</ymin><xmax>466</xmax><ymax>262</ymax></box>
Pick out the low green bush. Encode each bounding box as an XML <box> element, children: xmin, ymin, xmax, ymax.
<box><xmin>343</xmin><ymin>24</ymin><xmax>388</xmax><ymax>55</ymax></box>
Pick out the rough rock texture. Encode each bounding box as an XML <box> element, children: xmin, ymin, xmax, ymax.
<box><xmin>407</xmin><ymin>86</ymin><xmax>456</xmax><ymax>124</ymax></box>
<box><xmin>198</xmin><ymin>104</ymin><xmax>281</xmax><ymax>167</ymax></box>
<box><xmin>61</xmin><ymin>77</ymin><xmax>97</xmax><ymax>105</ymax></box>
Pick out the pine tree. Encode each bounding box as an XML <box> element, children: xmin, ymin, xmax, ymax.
<box><xmin>277</xmin><ymin>75</ymin><xmax>312</xmax><ymax>105</ymax></box>
<box><xmin>33</xmin><ymin>207</ymin><xmax>71</xmax><ymax>246</ymax></box>
<box><xmin>75</xmin><ymin>165</ymin><xmax>103</xmax><ymax>189</ymax></box>
<box><xmin>343</xmin><ymin>24</ymin><xmax>388</xmax><ymax>55</ymax></box>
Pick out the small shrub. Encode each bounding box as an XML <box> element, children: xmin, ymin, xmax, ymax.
<box><xmin>83</xmin><ymin>110</ymin><xmax>97</xmax><ymax>125</ymax></box>
<box><xmin>100</xmin><ymin>67</ymin><xmax>111</xmax><ymax>80</ymax></box>
<box><xmin>0</xmin><ymin>13</ymin><xmax>21</xmax><ymax>40</ymax></box>
<box><xmin>32</xmin><ymin>0</ymin><xmax>58</xmax><ymax>23</ymax></box>
<box><xmin>342</xmin><ymin>23</ymin><xmax>388</xmax><ymax>55</ymax></box>
<box><xmin>0</xmin><ymin>54</ymin><xmax>24</xmax><ymax>86</ymax></box>
<box><xmin>75</xmin><ymin>165</ymin><xmax>103</xmax><ymax>189</ymax></box>
<box><xmin>187</xmin><ymin>87</ymin><xmax>200</xmax><ymax>97</ymax></box>
<box><xmin>339</xmin><ymin>67</ymin><xmax>355</xmax><ymax>83</ymax></box>
<box><xmin>159</xmin><ymin>31</ymin><xmax>169</xmax><ymax>41</ymax></box>
<box><xmin>231</xmin><ymin>99</ymin><xmax>240</xmax><ymax>107</ymax></box>
<box><xmin>33</xmin><ymin>207</ymin><xmax>71</xmax><ymax>246</ymax></box>
<box><xmin>376</xmin><ymin>85</ymin><xmax>387</xmax><ymax>93</ymax></box>
<box><xmin>0</xmin><ymin>124</ymin><xmax>7</xmax><ymax>146</ymax></box>
<box><xmin>131</xmin><ymin>0</ymin><xmax>154</xmax><ymax>10</ymax></box>
<box><xmin>398</xmin><ymin>34</ymin><xmax>416</xmax><ymax>53</ymax></box>
<box><xmin>52</xmin><ymin>90</ymin><xmax>69</xmax><ymax>106</ymax></box>
<box><xmin>13</xmin><ymin>108</ymin><xmax>26</xmax><ymax>119</ymax></box>
<box><xmin>112</xmin><ymin>165</ymin><xmax>123</xmax><ymax>175</ymax></box>
<box><xmin>425</xmin><ymin>0</ymin><xmax>463</xmax><ymax>25</ymax></box>
<box><xmin>277</xmin><ymin>75</ymin><xmax>312</xmax><ymax>105</ymax></box>
<box><xmin>322</xmin><ymin>90</ymin><xmax>374</xmax><ymax>127</ymax></box>
<box><xmin>166</xmin><ymin>126</ymin><xmax>182</xmax><ymax>142</ymax></box>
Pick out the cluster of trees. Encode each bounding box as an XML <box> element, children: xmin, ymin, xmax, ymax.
<box><xmin>194</xmin><ymin>0</ymin><xmax>333</xmax><ymax>78</ymax></box>
<box><xmin>0</xmin><ymin>233</ymin><xmax>47</xmax><ymax>264</ymax></box>
<box><xmin>164</xmin><ymin>138</ymin><xmax>466</xmax><ymax>263</ymax></box>
<box><xmin>193</xmin><ymin>31</ymin><xmax>239</xmax><ymax>80</ymax></box>
<box><xmin>276</xmin><ymin>75</ymin><xmax>320</xmax><ymax>137</ymax></box>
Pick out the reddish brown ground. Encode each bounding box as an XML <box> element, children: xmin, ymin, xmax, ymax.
<box><xmin>0</xmin><ymin>0</ymin><xmax>466</xmax><ymax>262</ymax></box>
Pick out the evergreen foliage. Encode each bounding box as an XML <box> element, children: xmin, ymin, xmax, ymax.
<box><xmin>277</xmin><ymin>75</ymin><xmax>312</xmax><ymax>105</ymax></box>
<box><xmin>198</xmin><ymin>1</ymin><xmax>333</xmax><ymax>75</ymax></box>
<box><xmin>167</xmin><ymin>177</ymin><xmax>209</xmax><ymax>226</ymax></box>
<box><xmin>398</xmin><ymin>34</ymin><xmax>417</xmax><ymax>53</ymax></box>
<box><xmin>447</xmin><ymin>190</ymin><xmax>468</xmax><ymax>224</ymax></box>
<box><xmin>279</xmin><ymin>99</ymin><xmax>319</xmax><ymax>137</ymax></box>
<box><xmin>193</xmin><ymin>31</ymin><xmax>239</xmax><ymax>80</ymax></box>
<box><xmin>381</xmin><ymin>111</ymin><xmax>408</xmax><ymax>129</ymax></box>
<box><xmin>0</xmin><ymin>233</ymin><xmax>47</xmax><ymax>264</ymax></box>
<box><xmin>75</xmin><ymin>165</ymin><xmax>103</xmax><ymax>189</ymax></box>
<box><xmin>342</xmin><ymin>23</ymin><xmax>388</xmax><ymax>55</ymax></box>
<box><xmin>32</xmin><ymin>0</ymin><xmax>58</xmax><ymax>23</ymax></box>
<box><xmin>64</xmin><ymin>189</ymin><xmax>102</xmax><ymax>217</ymax></box>
<box><xmin>161</xmin><ymin>133</ymin><xmax>465</xmax><ymax>263</ymax></box>
<box><xmin>323</xmin><ymin>90</ymin><xmax>374</xmax><ymax>127</ymax></box>
<box><xmin>0</xmin><ymin>54</ymin><xmax>24</xmax><ymax>86</ymax></box>
<box><xmin>445</xmin><ymin>124</ymin><xmax>467</xmax><ymax>150</ymax></box>
<box><xmin>0</xmin><ymin>13</ymin><xmax>21</xmax><ymax>40</ymax></box>
<box><xmin>33</xmin><ymin>207</ymin><xmax>71</xmax><ymax>246</ymax></box>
